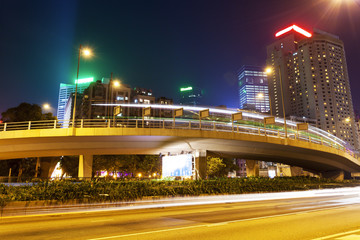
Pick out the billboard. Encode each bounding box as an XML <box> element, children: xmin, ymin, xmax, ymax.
<box><xmin>264</xmin><ymin>116</ymin><xmax>275</xmax><ymax>125</ymax></box>
<box><xmin>162</xmin><ymin>154</ymin><xmax>193</xmax><ymax>177</ymax></box>
<box><xmin>297</xmin><ymin>123</ymin><xmax>308</xmax><ymax>131</ymax></box>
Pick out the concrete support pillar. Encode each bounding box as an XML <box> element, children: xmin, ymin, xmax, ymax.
<box><xmin>321</xmin><ymin>170</ymin><xmax>344</xmax><ymax>181</ymax></box>
<box><xmin>195</xmin><ymin>150</ymin><xmax>207</xmax><ymax>180</ymax></box>
<box><xmin>290</xmin><ymin>166</ymin><xmax>303</xmax><ymax>176</ymax></box>
<box><xmin>246</xmin><ymin>160</ymin><xmax>259</xmax><ymax>177</ymax></box>
<box><xmin>78</xmin><ymin>154</ymin><xmax>93</xmax><ymax>180</ymax></box>
<box><xmin>39</xmin><ymin>157</ymin><xmax>59</xmax><ymax>179</ymax></box>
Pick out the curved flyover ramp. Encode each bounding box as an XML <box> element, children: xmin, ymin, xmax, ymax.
<box><xmin>0</xmin><ymin>126</ymin><xmax>359</xmax><ymax>174</ymax></box>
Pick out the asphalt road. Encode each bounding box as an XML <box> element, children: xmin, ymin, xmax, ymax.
<box><xmin>1</xmin><ymin>190</ymin><xmax>360</xmax><ymax>240</ymax></box>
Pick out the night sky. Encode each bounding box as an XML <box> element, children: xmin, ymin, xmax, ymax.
<box><xmin>1</xmin><ymin>0</ymin><xmax>360</xmax><ymax>117</ymax></box>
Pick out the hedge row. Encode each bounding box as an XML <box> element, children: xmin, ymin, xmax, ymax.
<box><xmin>0</xmin><ymin>177</ymin><xmax>359</xmax><ymax>206</ymax></box>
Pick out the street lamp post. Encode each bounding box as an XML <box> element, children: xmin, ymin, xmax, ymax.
<box><xmin>278</xmin><ymin>66</ymin><xmax>288</xmax><ymax>138</ymax></box>
<box><xmin>107</xmin><ymin>76</ymin><xmax>121</xmax><ymax>119</ymax></box>
<box><xmin>107</xmin><ymin>72</ymin><xmax>113</xmax><ymax>119</ymax></box>
<box><xmin>266</xmin><ymin>66</ymin><xmax>287</xmax><ymax>138</ymax></box>
<box><xmin>72</xmin><ymin>44</ymin><xmax>92</xmax><ymax>128</ymax></box>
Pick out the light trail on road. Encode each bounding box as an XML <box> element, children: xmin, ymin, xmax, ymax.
<box><xmin>2</xmin><ymin>187</ymin><xmax>360</xmax><ymax>240</ymax></box>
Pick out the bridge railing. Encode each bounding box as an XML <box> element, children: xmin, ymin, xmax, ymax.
<box><xmin>0</xmin><ymin>118</ymin><xmax>358</xmax><ymax>159</ymax></box>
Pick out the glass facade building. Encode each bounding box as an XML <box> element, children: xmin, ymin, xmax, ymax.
<box><xmin>56</xmin><ymin>78</ymin><xmax>94</xmax><ymax>120</ymax></box>
<box><xmin>238</xmin><ymin>66</ymin><xmax>270</xmax><ymax>113</ymax></box>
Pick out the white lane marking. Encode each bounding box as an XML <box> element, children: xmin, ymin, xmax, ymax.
<box><xmin>87</xmin><ymin>205</ymin><xmax>353</xmax><ymax>240</ymax></box>
<box><xmin>312</xmin><ymin>229</ymin><xmax>360</xmax><ymax>240</ymax></box>
<box><xmin>87</xmin><ymin>224</ymin><xmax>206</xmax><ymax>240</ymax></box>
<box><xmin>336</xmin><ymin>234</ymin><xmax>360</xmax><ymax>240</ymax></box>
<box><xmin>91</xmin><ymin>219</ymin><xmax>113</xmax><ymax>223</ymax></box>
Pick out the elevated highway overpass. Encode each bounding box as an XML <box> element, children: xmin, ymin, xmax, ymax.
<box><xmin>0</xmin><ymin>104</ymin><xmax>359</xmax><ymax>179</ymax></box>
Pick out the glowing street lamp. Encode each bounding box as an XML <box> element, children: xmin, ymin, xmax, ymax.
<box><xmin>256</xmin><ymin>93</ymin><xmax>264</xmax><ymax>99</ymax></box>
<box><xmin>264</xmin><ymin>67</ymin><xmax>274</xmax><ymax>116</ymax></box>
<box><xmin>82</xmin><ymin>48</ymin><xmax>92</xmax><ymax>57</ymax></box>
<box><xmin>113</xmin><ymin>80</ymin><xmax>121</xmax><ymax>88</ymax></box>
<box><xmin>107</xmin><ymin>73</ymin><xmax>122</xmax><ymax>119</ymax></box>
<box><xmin>265</xmin><ymin>67</ymin><xmax>273</xmax><ymax>75</ymax></box>
<box><xmin>331</xmin><ymin>0</ymin><xmax>360</xmax><ymax>6</ymax></box>
<box><xmin>42</xmin><ymin>103</ymin><xmax>50</xmax><ymax>110</ymax></box>
<box><xmin>72</xmin><ymin>44</ymin><xmax>93</xmax><ymax>128</ymax></box>
<box><xmin>345</xmin><ymin>117</ymin><xmax>351</xmax><ymax>123</ymax></box>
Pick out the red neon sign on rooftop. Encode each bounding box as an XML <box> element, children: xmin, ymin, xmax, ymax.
<box><xmin>275</xmin><ymin>24</ymin><xmax>312</xmax><ymax>38</ymax></box>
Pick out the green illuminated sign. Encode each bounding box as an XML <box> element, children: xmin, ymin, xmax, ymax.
<box><xmin>75</xmin><ymin>77</ymin><xmax>94</xmax><ymax>84</ymax></box>
<box><xmin>180</xmin><ymin>87</ymin><xmax>193</xmax><ymax>92</ymax></box>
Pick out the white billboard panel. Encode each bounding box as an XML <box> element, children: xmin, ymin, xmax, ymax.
<box><xmin>162</xmin><ymin>154</ymin><xmax>193</xmax><ymax>177</ymax></box>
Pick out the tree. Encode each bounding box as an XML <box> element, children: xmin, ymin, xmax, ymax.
<box><xmin>0</xmin><ymin>159</ymin><xmax>19</xmax><ymax>177</ymax></box>
<box><xmin>138</xmin><ymin>155</ymin><xmax>160</xmax><ymax>176</ymax></box>
<box><xmin>1</xmin><ymin>102</ymin><xmax>56</xmax><ymax>122</ymax></box>
<box><xmin>60</xmin><ymin>156</ymin><xmax>79</xmax><ymax>178</ymax></box>
<box><xmin>207</xmin><ymin>156</ymin><xmax>239</xmax><ymax>178</ymax></box>
<box><xmin>17</xmin><ymin>158</ymin><xmax>37</xmax><ymax>182</ymax></box>
<box><xmin>92</xmin><ymin>155</ymin><xmax>160</xmax><ymax>178</ymax></box>
<box><xmin>207</xmin><ymin>157</ymin><xmax>226</xmax><ymax>178</ymax></box>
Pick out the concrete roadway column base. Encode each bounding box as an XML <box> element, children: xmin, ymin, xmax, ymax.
<box><xmin>78</xmin><ymin>154</ymin><xmax>93</xmax><ymax>180</ymax></box>
<box><xmin>39</xmin><ymin>157</ymin><xmax>59</xmax><ymax>178</ymax></box>
<box><xmin>246</xmin><ymin>160</ymin><xmax>259</xmax><ymax>177</ymax></box>
<box><xmin>321</xmin><ymin>170</ymin><xmax>344</xmax><ymax>181</ymax></box>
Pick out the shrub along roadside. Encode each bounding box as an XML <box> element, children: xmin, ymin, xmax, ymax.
<box><xmin>0</xmin><ymin>177</ymin><xmax>359</xmax><ymax>207</ymax></box>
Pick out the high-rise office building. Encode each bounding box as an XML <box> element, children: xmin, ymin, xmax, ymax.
<box><xmin>238</xmin><ymin>66</ymin><xmax>270</xmax><ymax>113</ymax></box>
<box><xmin>179</xmin><ymin>86</ymin><xmax>202</xmax><ymax>106</ymax></box>
<box><xmin>56</xmin><ymin>77</ymin><xmax>94</xmax><ymax>120</ymax></box>
<box><xmin>266</xmin><ymin>24</ymin><xmax>359</xmax><ymax>149</ymax></box>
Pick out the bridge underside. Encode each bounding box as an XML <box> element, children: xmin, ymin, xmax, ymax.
<box><xmin>0</xmin><ymin>132</ymin><xmax>359</xmax><ymax>174</ymax></box>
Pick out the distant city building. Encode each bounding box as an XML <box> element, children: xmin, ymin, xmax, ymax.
<box><xmin>80</xmin><ymin>80</ymin><xmax>131</xmax><ymax>119</ymax></box>
<box><xmin>131</xmin><ymin>87</ymin><xmax>155</xmax><ymax>105</ymax></box>
<box><xmin>235</xmin><ymin>159</ymin><xmax>247</xmax><ymax>178</ymax></box>
<box><xmin>238</xmin><ymin>66</ymin><xmax>270</xmax><ymax>113</ymax></box>
<box><xmin>179</xmin><ymin>86</ymin><xmax>202</xmax><ymax>106</ymax></box>
<box><xmin>156</xmin><ymin>97</ymin><xmax>173</xmax><ymax>118</ymax></box>
<box><xmin>156</xmin><ymin>97</ymin><xmax>173</xmax><ymax>105</ymax></box>
<box><xmin>130</xmin><ymin>87</ymin><xmax>156</xmax><ymax>117</ymax></box>
<box><xmin>266</xmin><ymin>25</ymin><xmax>359</xmax><ymax>149</ymax></box>
<box><xmin>56</xmin><ymin>77</ymin><xmax>95</xmax><ymax>120</ymax></box>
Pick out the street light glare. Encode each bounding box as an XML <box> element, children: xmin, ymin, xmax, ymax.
<box><xmin>113</xmin><ymin>80</ymin><xmax>121</xmax><ymax>87</ymax></box>
<box><xmin>43</xmin><ymin>103</ymin><xmax>50</xmax><ymax>109</ymax></box>
<box><xmin>265</xmin><ymin>67</ymin><xmax>273</xmax><ymax>74</ymax></box>
<box><xmin>82</xmin><ymin>48</ymin><xmax>92</xmax><ymax>57</ymax></box>
<box><xmin>257</xmin><ymin>93</ymin><xmax>264</xmax><ymax>98</ymax></box>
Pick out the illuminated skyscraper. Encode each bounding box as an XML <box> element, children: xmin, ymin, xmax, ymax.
<box><xmin>56</xmin><ymin>77</ymin><xmax>94</xmax><ymax>120</ymax></box>
<box><xmin>179</xmin><ymin>86</ymin><xmax>202</xmax><ymax>106</ymax></box>
<box><xmin>238</xmin><ymin>65</ymin><xmax>270</xmax><ymax>113</ymax></box>
<box><xmin>266</xmin><ymin>25</ymin><xmax>359</xmax><ymax>149</ymax></box>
